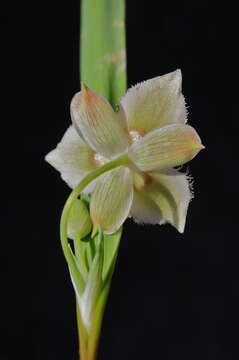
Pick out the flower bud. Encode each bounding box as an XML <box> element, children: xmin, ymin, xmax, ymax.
<box><xmin>67</xmin><ymin>199</ymin><xmax>92</xmax><ymax>240</ymax></box>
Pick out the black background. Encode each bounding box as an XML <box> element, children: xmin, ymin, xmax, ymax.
<box><xmin>2</xmin><ymin>1</ymin><xmax>238</xmax><ymax>359</ymax></box>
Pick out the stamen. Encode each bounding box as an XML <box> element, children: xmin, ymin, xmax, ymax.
<box><xmin>94</xmin><ymin>153</ymin><xmax>110</xmax><ymax>166</ymax></box>
<box><xmin>129</xmin><ymin>129</ymin><xmax>143</xmax><ymax>143</ymax></box>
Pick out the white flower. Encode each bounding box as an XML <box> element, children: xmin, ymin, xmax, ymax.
<box><xmin>46</xmin><ymin>70</ymin><xmax>204</xmax><ymax>234</ymax></box>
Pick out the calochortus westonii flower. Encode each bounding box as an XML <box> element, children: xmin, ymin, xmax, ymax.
<box><xmin>46</xmin><ymin>70</ymin><xmax>204</xmax><ymax>234</ymax></box>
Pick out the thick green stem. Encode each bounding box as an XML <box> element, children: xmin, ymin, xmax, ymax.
<box><xmin>80</xmin><ymin>0</ymin><xmax>127</xmax><ymax>108</ymax></box>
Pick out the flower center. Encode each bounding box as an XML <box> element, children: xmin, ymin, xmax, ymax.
<box><xmin>93</xmin><ymin>153</ymin><xmax>110</xmax><ymax>166</ymax></box>
<box><xmin>129</xmin><ymin>129</ymin><xmax>144</xmax><ymax>143</ymax></box>
<box><xmin>93</xmin><ymin>129</ymin><xmax>145</xmax><ymax>171</ymax></box>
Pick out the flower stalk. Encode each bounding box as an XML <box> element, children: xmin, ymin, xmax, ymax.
<box><xmin>60</xmin><ymin>155</ymin><xmax>128</xmax><ymax>359</ymax></box>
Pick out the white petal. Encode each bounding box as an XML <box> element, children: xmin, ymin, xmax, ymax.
<box><xmin>130</xmin><ymin>171</ymin><xmax>192</xmax><ymax>233</ymax></box>
<box><xmin>71</xmin><ymin>84</ymin><xmax>130</xmax><ymax>157</ymax></box>
<box><xmin>148</xmin><ymin>171</ymin><xmax>193</xmax><ymax>233</ymax></box>
<box><xmin>130</xmin><ymin>190</ymin><xmax>162</xmax><ymax>224</ymax></box>
<box><xmin>128</xmin><ymin>124</ymin><xmax>204</xmax><ymax>172</ymax></box>
<box><xmin>121</xmin><ymin>69</ymin><xmax>187</xmax><ymax>134</ymax></box>
<box><xmin>45</xmin><ymin>126</ymin><xmax>96</xmax><ymax>189</ymax></box>
<box><xmin>90</xmin><ymin>166</ymin><xmax>133</xmax><ymax>234</ymax></box>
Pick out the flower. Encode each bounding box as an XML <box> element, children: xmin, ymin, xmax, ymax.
<box><xmin>45</xmin><ymin>70</ymin><xmax>204</xmax><ymax>234</ymax></box>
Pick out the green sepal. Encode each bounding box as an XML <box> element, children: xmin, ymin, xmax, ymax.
<box><xmin>76</xmin><ymin>226</ymin><xmax>122</xmax><ymax>344</ymax></box>
<box><xmin>72</xmin><ymin>226</ymin><xmax>122</xmax><ymax>289</ymax></box>
<box><xmin>102</xmin><ymin>227</ymin><xmax>122</xmax><ymax>281</ymax></box>
<box><xmin>78</xmin><ymin>229</ymin><xmax>104</xmax><ymax>329</ymax></box>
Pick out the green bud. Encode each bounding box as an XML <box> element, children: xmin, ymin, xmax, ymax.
<box><xmin>67</xmin><ymin>199</ymin><xmax>92</xmax><ymax>240</ymax></box>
